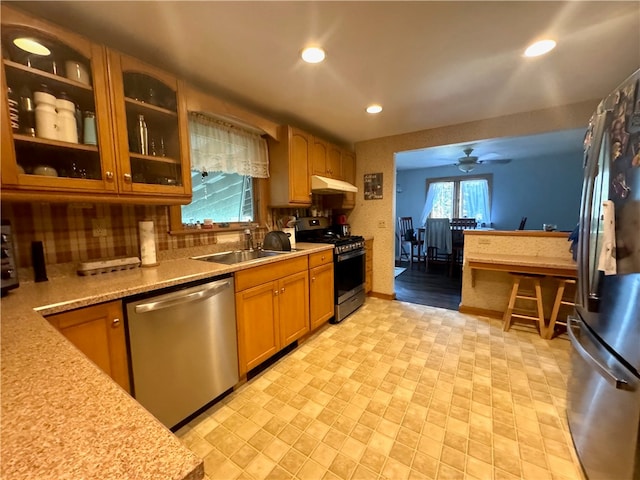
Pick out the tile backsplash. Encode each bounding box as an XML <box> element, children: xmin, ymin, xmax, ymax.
<box><xmin>1</xmin><ymin>202</ymin><xmax>266</xmax><ymax>271</ymax></box>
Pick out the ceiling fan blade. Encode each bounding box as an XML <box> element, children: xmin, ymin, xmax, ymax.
<box><xmin>480</xmin><ymin>158</ymin><xmax>512</xmax><ymax>164</ymax></box>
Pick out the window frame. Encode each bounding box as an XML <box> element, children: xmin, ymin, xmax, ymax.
<box><xmin>168</xmin><ymin>176</ymin><xmax>268</xmax><ymax>234</ymax></box>
<box><xmin>426</xmin><ymin>173</ymin><xmax>493</xmax><ymax>220</ymax></box>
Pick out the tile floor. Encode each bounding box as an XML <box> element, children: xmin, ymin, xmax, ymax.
<box><xmin>176</xmin><ymin>297</ymin><xmax>584</xmax><ymax>480</ymax></box>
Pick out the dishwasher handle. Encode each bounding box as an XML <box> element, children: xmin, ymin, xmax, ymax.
<box><xmin>568</xmin><ymin>315</ymin><xmax>632</xmax><ymax>391</ymax></box>
<box><xmin>134</xmin><ymin>279</ymin><xmax>232</xmax><ymax>314</ymax></box>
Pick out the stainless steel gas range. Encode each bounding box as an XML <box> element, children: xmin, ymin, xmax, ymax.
<box><xmin>296</xmin><ymin>217</ymin><xmax>365</xmax><ymax>323</ymax></box>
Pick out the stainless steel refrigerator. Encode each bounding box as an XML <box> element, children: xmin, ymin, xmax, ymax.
<box><xmin>568</xmin><ymin>68</ymin><xmax>640</xmax><ymax>480</ymax></box>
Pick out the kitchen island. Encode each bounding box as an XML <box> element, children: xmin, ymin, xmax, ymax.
<box><xmin>1</xmin><ymin>244</ymin><xmax>332</xmax><ymax>480</ymax></box>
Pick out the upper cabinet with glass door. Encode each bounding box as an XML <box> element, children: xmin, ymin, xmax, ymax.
<box><xmin>1</xmin><ymin>5</ymin><xmax>118</xmax><ymax>199</ymax></box>
<box><xmin>106</xmin><ymin>49</ymin><xmax>191</xmax><ymax>202</ymax></box>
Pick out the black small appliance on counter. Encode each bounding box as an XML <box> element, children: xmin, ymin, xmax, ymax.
<box><xmin>1</xmin><ymin>220</ymin><xmax>19</xmax><ymax>296</ymax></box>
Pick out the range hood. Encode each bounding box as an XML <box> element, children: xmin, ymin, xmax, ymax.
<box><xmin>311</xmin><ymin>175</ymin><xmax>358</xmax><ymax>194</ymax></box>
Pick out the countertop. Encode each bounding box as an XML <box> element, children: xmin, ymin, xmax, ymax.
<box><xmin>466</xmin><ymin>252</ymin><xmax>577</xmax><ymax>270</ymax></box>
<box><xmin>1</xmin><ymin>243</ymin><xmax>333</xmax><ymax>480</ymax></box>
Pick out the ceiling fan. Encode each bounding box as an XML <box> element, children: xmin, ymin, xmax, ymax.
<box><xmin>455</xmin><ymin>147</ymin><xmax>512</xmax><ymax>173</ymax></box>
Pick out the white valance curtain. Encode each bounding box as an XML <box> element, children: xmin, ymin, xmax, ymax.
<box><xmin>188</xmin><ymin>112</ymin><xmax>269</xmax><ymax>178</ymax></box>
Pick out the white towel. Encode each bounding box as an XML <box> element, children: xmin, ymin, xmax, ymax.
<box><xmin>597</xmin><ymin>201</ymin><xmax>617</xmax><ymax>275</ymax></box>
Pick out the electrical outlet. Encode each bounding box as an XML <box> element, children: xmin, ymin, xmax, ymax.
<box><xmin>378</xmin><ymin>220</ymin><xmax>386</xmax><ymax>228</ymax></box>
<box><xmin>92</xmin><ymin>218</ymin><xmax>108</xmax><ymax>237</ymax></box>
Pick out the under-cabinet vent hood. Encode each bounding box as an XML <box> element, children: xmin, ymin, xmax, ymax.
<box><xmin>311</xmin><ymin>175</ymin><xmax>358</xmax><ymax>194</ymax></box>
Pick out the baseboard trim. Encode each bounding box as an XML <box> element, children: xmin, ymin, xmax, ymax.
<box><xmin>369</xmin><ymin>291</ymin><xmax>395</xmax><ymax>301</ymax></box>
<box><xmin>458</xmin><ymin>305</ymin><xmax>503</xmax><ymax>319</ymax></box>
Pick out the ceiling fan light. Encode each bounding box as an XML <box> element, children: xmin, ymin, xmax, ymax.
<box><xmin>458</xmin><ymin>163</ymin><xmax>475</xmax><ymax>173</ymax></box>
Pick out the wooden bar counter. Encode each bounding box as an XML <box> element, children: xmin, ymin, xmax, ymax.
<box><xmin>459</xmin><ymin>230</ymin><xmax>577</xmax><ymax>320</ymax></box>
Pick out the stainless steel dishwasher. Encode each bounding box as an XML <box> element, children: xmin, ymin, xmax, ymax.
<box><xmin>125</xmin><ymin>276</ymin><xmax>238</xmax><ymax>428</ymax></box>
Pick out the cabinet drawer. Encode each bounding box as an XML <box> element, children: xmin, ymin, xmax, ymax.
<box><xmin>235</xmin><ymin>256</ymin><xmax>308</xmax><ymax>292</ymax></box>
<box><xmin>308</xmin><ymin>250</ymin><xmax>333</xmax><ymax>268</ymax></box>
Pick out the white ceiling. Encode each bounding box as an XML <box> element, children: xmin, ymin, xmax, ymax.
<box><xmin>9</xmin><ymin>1</ymin><xmax>639</xmax><ymax>158</ymax></box>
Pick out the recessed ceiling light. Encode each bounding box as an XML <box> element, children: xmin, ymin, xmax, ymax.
<box><xmin>366</xmin><ymin>104</ymin><xmax>383</xmax><ymax>114</ymax></box>
<box><xmin>13</xmin><ymin>37</ymin><xmax>51</xmax><ymax>56</ymax></box>
<box><xmin>301</xmin><ymin>47</ymin><xmax>325</xmax><ymax>64</ymax></box>
<box><xmin>524</xmin><ymin>39</ymin><xmax>556</xmax><ymax>57</ymax></box>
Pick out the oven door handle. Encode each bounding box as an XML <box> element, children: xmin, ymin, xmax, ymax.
<box><xmin>336</xmin><ymin>249</ymin><xmax>365</xmax><ymax>262</ymax></box>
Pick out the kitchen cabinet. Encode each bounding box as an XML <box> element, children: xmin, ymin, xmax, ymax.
<box><xmin>46</xmin><ymin>300</ymin><xmax>130</xmax><ymax>393</ymax></box>
<box><xmin>1</xmin><ymin>5</ymin><xmax>118</xmax><ymax>200</ymax></box>
<box><xmin>365</xmin><ymin>238</ymin><xmax>373</xmax><ymax>294</ymax></box>
<box><xmin>0</xmin><ymin>5</ymin><xmax>191</xmax><ymax>204</ymax></box>
<box><xmin>107</xmin><ymin>49</ymin><xmax>191</xmax><ymax>202</ymax></box>
<box><xmin>235</xmin><ymin>256</ymin><xmax>309</xmax><ymax>376</ymax></box>
<box><xmin>309</xmin><ymin>250</ymin><xmax>334</xmax><ymax>330</ymax></box>
<box><xmin>267</xmin><ymin>125</ymin><xmax>311</xmax><ymax>206</ymax></box>
<box><xmin>311</xmin><ymin>137</ymin><xmax>342</xmax><ymax>179</ymax></box>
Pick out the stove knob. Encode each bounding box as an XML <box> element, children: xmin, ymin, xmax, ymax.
<box><xmin>1</xmin><ymin>248</ymin><xmax>8</xmax><ymax>259</ymax></box>
<box><xmin>1</xmin><ymin>234</ymin><xmax>7</xmax><ymax>244</ymax></box>
<box><xmin>2</xmin><ymin>269</ymin><xmax>14</xmax><ymax>280</ymax></box>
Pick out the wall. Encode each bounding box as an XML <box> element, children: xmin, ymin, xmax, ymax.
<box><xmin>396</xmin><ymin>149</ymin><xmax>583</xmax><ymax>234</ymax></box>
<box><xmin>351</xmin><ymin>100</ymin><xmax>597</xmax><ymax>297</ymax></box>
<box><xmin>0</xmin><ymin>202</ymin><xmax>267</xmax><ymax>280</ymax></box>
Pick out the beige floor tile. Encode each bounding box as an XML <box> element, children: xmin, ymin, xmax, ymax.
<box><xmin>177</xmin><ymin>298</ymin><xmax>582</xmax><ymax>480</ymax></box>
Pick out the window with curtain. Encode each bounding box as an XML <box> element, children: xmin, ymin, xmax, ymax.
<box><xmin>420</xmin><ymin>174</ymin><xmax>492</xmax><ymax>225</ymax></box>
<box><xmin>180</xmin><ymin>113</ymin><xmax>269</xmax><ymax>224</ymax></box>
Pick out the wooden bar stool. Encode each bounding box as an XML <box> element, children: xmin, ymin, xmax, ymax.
<box><xmin>503</xmin><ymin>274</ymin><xmax>546</xmax><ymax>336</ymax></box>
<box><xmin>546</xmin><ymin>278</ymin><xmax>576</xmax><ymax>339</ymax></box>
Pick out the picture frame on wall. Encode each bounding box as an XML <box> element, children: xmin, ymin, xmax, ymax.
<box><xmin>364</xmin><ymin>173</ymin><xmax>383</xmax><ymax>200</ymax></box>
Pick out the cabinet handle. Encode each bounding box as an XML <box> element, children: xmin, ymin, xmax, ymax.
<box><xmin>321</xmin><ymin>255</ymin><xmax>325</xmax><ymax>261</ymax></box>
<box><xmin>105</xmin><ymin>171</ymin><xmax>114</xmax><ymax>181</ymax></box>
<box><xmin>112</xmin><ymin>318</ymin><xmax>121</xmax><ymax>327</ymax></box>
<box><xmin>124</xmin><ymin>173</ymin><xmax>132</xmax><ymax>183</ymax></box>
<box><xmin>312</xmin><ymin>277</ymin><xmax>316</xmax><ymax>282</ymax></box>
<box><xmin>274</xmin><ymin>290</ymin><xmax>279</xmax><ymax>296</ymax></box>
<box><xmin>281</xmin><ymin>287</ymin><xmax>285</xmax><ymax>294</ymax></box>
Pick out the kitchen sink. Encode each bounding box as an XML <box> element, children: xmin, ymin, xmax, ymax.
<box><xmin>192</xmin><ymin>250</ymin><xmax>292</xmax><ymax>265</ymax></box>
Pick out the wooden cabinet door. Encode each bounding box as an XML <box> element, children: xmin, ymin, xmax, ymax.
<box><xmin>107</xmin><ymin>49</ymin><xmax>191</xmax><ymax>202</ymax></box>
<box><xmin>289</xmin><ymin>127</ymin><xmax>311</xmax><ymax>204</ymax></box>
<box><xmin>342</xmin><ymin>150</ymin><xmax>356</xmax><ymax>209</ymax></box>
<box><xmin>236</xmin><ymin>281</ymin><xmax>279</xmax><ymax>376</ymax></box>
<box><xmin>46</xmin><ymin>301</ymin><xmax>129</xmax><ymax>392</ymax></box>
<box><xmin>278</xmin><ymin>270</ymin><xmax>310</xmax><ymax>347</ymax></box>
<box><xmin>310</xmin><ymin>263</ymin><xmax>334</xmax><ymax>330</ymax></box>
<box><xmin>311</xmin><ymin>137</ymin><xmax>328</xmax><ymax>176</ymax></box>
<box><xmin>1</xmin><ymin>5</ymin><xmax>119</xmax><ymax>200</ymax></box>
<box><xmin>327</xmin><ymin>143</ymin><xmax>342</xmax><ymax>179</ymax></box>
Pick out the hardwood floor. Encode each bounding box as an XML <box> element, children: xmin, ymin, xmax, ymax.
<box><xmin>394</xmin><ymin>260</ymin><xmax>462</xmax><ymax>310</ymax></box>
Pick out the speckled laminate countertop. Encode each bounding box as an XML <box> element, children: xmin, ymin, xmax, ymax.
<box><xmin>1</xmin><ymin>243</ymin><xmax>332</xmax><ymax>480</ymax></box>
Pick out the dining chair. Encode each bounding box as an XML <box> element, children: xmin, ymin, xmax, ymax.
<box><xmin>425</xmin><ymin>218</ymin><xmax>452</xmax><ymax>272</ymax></box>
<box><xmin>397</xmin><ymin>217</ymin><xmax>424</xmax><ymax>266</ymax></box>
<box><xmin>449</xmin><ymin>218</ymin><xmax>477</xmax><ymax>275</ymax></box>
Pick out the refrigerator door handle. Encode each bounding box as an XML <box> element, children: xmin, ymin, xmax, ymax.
<box><xmin>568</xmin><ymin>316</ymin><xmax>633</xmax><ymax>391</ymax></box>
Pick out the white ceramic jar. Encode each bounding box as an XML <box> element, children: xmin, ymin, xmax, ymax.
<box><xmin>55</xmin><ymin>97</ymin><xmax>78</xmax><ymax>143</ymax></box>
<box><xmin>34</xmin><ymin>89</ymin><xmax>58</xmax><ymax>141</ymax></box>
